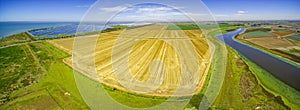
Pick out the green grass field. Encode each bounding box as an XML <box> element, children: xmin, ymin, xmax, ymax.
<box><xmin>244</xmin><ymin>31</ymin><xmax>276</xmax><ymax>38</ymax></box>
<box><xmin>0</xmin><ymin>44</ymin><xmax>43</xmax><ymax>105</ymax></box>
<box><xmin>73</xmin><ymin>71</ymin><xmax>175</xmax><ymax>109</ymax></box>
<box><xmin>0</xmin><ymin>42</ymin><xmax>89</xmax><ymax>109</ymax></box>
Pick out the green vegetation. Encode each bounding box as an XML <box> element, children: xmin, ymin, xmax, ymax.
<box><xmin>166</xmin><ymin>23</ymin><xmax>200</xmax><ymax>30</ymax></box>
<box><xmin>185</xmin><ymin>28</ymin><xmax>229</xmax><ymax>109</ymax></box>
<box><xmin>287</xmin><ymin>34</ymin><xmax>300</xmax><ymax>41</ymax></box>
<box><xmin>233</xmin><ymin>29</ymin><xmax>300</xmax><ymax>109</ymax></box>
<box><xmin>0</xmin><ymin>45</ymin><xmax>43</xmax><ymax>105</ymax></box>
<box><xmin>212</xmin><ymin>47</ymin><xmax>288</xmax><ymax>109</ymax></box>
<box><xmin>190</xmin><ymin>28</ymin><xmax>289</xmax><ymax>109</ymax></box>
<box><xmin>0</xmin><ymin>40</ymin><xmax>176</xmax><ymax>109</ymax></box>
<box><xmin>0</xmin><ymin>42</ymin><xmax>89</xmax><ymax>109</ymax></box>
<box><xmin>0</xmin><ymin>42</ymin><xmax>166</xmax><ymax>109</ymax></box>
<box><xmin>239</xmin><ymin>52</ymin><xmax>300</xmax><ymax>109</ymax></box>
<box><xmin>289</xmin><ymin>48</ymin><xmax>300</xmax><ymax>53</ymax></box>
<box><xmin>244</xmin><ymin>31</ymin><xmax>276</xmax><ymax>38</ymax></box>
<box><xmin>0</xmin><ymin>32</ymin><xmax>36</xmax><ymax>47</ymax></box>
<box><xmin>112</xmin><ymin>25</ymin><xmax>128</xmax><ymax>29</ymax></box>
<box><xmin>73</xmin><ymin>71</ymin><xmax>170</xmax><ymax>109</ymax></box>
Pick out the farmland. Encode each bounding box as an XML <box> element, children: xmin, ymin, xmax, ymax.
<box><xmin>0</xmin><ymin>40</ymin><xmax>174</xmax><ymax>109</ymax></box>
<box><xmin>50</xmin><ymin>25</ymin><xmax>211</xmax><ymax>96</ymax></box>
<box><xmin>246</xmin><ymin>38</ymin><xmax>294</xmax><ymax>49</ymax></box>
<box><xmin>272</xmin><ymin>29</ymin><xmax>295</xmax><ymax>36</ymax></box>
<box><xmin>237</xmin><ymin>27</ymin><xmax>300</xmax><ymax>63</ymax></box>
<box><xmin>243</xmin><ymin>31</ymin><xmax>277</xmax><ymax>38</ymax></box>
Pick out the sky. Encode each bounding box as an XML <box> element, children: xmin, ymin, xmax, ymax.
<box><xmin>0</xmin><ymin>0</ymin><xmax>299</xmax><ymax>21</ymax></box>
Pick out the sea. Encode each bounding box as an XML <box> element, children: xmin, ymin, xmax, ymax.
<box><xmin>0</xmin><ymin>21</ymin><xmax>149</xmax><ymax>39</ymax></box>
<box><xmin>0</xmin><ymin>21</ymin><xmax>78</xmax><ymax>38</ymax></box>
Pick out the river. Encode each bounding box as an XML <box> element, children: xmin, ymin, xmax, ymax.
<box><xmin>216</xmin><ymin>28</ymin><xmax>300</xmax><ymax>90</ymax></box>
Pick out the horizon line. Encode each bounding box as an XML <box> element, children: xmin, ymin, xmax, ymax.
<box><xmin>1</xmin><ymin>19</ymin><xmax>300</xmax><ymax>22</ymax></box>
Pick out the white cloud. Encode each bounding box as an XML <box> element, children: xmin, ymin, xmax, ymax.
<box><xmin>136</xmin><ymin>7</ymin><xmax>173</xmax><ymax>13</ymax></box>
<box><xmin>237</xmin><ymin>11</ymin><xmax>246</xmax><ymax>14</ymax></box>
<box><xmin>100</xmin><ymin>6</ymin><xmax>127</xmax><ymax>12</ymax></box>
<box><xmin>236</xmin><ymin>10</ymin><xmax>248</xmax><ymax>15</ymax></box>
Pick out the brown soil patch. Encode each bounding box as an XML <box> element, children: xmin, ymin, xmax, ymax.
<box><xmin>247</xmin><ymin>37</ymin><xmax>294</xmax><ymax>49</ymax></box>
<box><xmin>239</xmin><ymin>75</ymin><xmax>255</xmax><ymax>101</ymax></box>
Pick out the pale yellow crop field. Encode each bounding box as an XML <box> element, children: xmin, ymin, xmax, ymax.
<box><xmin>48</xmin><ymin>25</ymin><xmax>211</xmax><ymax>96</ymax></box>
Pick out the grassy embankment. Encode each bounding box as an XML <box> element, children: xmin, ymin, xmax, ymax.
<box><xmin>212</xmin><ymin>46</ymin><xmax>289</xmax><ymax>109</ymax></box>
<box><xmin>238</xmin><ymin>51</ymin><xmax>300</xmax><ymax>109</ymax></box>
<box><xmin>185</xmin><ymin>24</ymin><xmax>243</xmax><ymax>109</ymax></box>
<box><xmin>0</xmin><ymin>32</ymin><xmax>36</xmax><ymax>47</ymax></box>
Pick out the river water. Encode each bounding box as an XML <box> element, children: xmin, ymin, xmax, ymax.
<box><xmin>216</xmin><ymin>28</ymin><xmax>300</xmax><ymax>90</ymax></box>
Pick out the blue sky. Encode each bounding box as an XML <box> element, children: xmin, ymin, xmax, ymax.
<box><xmin>0</xmin><ymin>0</ymin><xmax>299</xmax><ymax>21</ymax></box>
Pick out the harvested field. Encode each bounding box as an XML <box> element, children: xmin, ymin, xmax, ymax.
<box><xmin>247</xmin><ymin>37</ymin><xmax>294</xmax><ymax>49</ymax></box>
<box><xmin>243</xmin><ymin>31</ymin><xmax>277</xmax><ymax>38</ymax></box>
<box><xmin>47</xmin><ymin>38</ymin><xmax>74</xmax><ymax>54</ymax></box>
<box><xmin>49</xmin><ymin>25</ymin><xmax>211</xmax><ymax>96</ymax></box>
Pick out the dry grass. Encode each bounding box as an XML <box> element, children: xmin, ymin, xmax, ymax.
<box><xmin>47</xmin><ymin>38</ymin><xmax>74</xmax><ymax>54</ymax></box>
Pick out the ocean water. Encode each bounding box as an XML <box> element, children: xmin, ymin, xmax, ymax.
<box><xmin>0</xmin><ymin>22</ymin><xmax>78</xmax><ymax>38</ymax></box>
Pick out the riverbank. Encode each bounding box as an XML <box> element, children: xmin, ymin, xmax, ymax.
<box><xmin>217</xmin><ymin>28</ymin><xmax>300</xmax><ymax>109</ymax></box>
